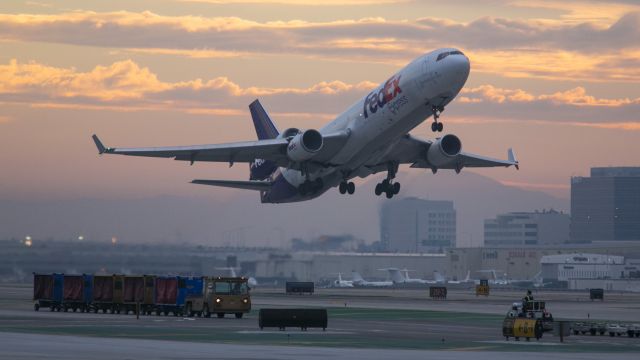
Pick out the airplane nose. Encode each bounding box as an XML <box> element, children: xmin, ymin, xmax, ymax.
<box><xmin>444</xmin><ymin>53</ymin><xmax>470</xmax><ymax>88</ymax></box>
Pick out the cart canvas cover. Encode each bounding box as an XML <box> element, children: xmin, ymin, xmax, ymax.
<box><xmin>63</xmin><ymin>275</ymin><xmax>84</xmax><ymax>301</ymax></box>
<box><xmin>93</xmin><ymin>276</ymin><xmax>114</xmax><ymax>302</ymax></box>
<box><xmin>155</xmin><ymin>277</ymin><xmax>178</xmax><ymax>305</ymax></box>
<box><xmin>33</xmin><ymin>274</ymin><xmax>54</xmax><ymax>300</ymax></box>
<box><xmin>123</xmin><ymin>277</ymin><xmax>144</xmax><ymax>303</ymax></box>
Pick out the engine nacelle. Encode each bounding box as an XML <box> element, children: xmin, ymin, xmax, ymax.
<box><xmin>287</xmin><ymin>129</ymin><xmax>323</xmax><ymax>162</ymax></box>
<box><xmin>427</xmin><ymin>134</ymin><xmax>462</xmax><ymax>167</ymax></box>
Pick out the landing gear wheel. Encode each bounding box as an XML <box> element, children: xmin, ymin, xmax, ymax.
<box><xmin>385</xmin><ymin>190</ymin><xmax>394</xmax><ymax>199</ymax></box>
<box><xmin>437</xmin><ymin>122</ymin><xmax>443</xmax><ymax>132</ymax></box>
<box><xmin>431</xmin><ymin>122</ymin><xmax>437</xmax><ymax>132</ymax></box>
<box><xmin>375</xmin><ymin>183</ymin><xmax>383</xmax><ymax>196</ymax></box>
<box><xmin>347</xmin><ymin>182</ymin><xmax>355</xmax><ymax>195</ymax></box>
<box><xmin>392</xmin><ymin>182</ymin><xmax>400</xmax><ymax>194</ymax></box>
<box><xmin>339</xmin><ymin>182</ymin><xmax>347</xmax><ymax>194</ymax></box>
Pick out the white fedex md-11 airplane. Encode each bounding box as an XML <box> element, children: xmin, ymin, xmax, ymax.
<box><xmin>93</xmin><ymin>48</ymin><xmax>518</xmax><ymax>203</ymax></box>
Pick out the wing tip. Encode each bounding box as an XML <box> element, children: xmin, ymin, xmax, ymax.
<box><xmin>92</xmin><ymin>134</ymin><xmax>106</xmax><ymax>154</ymax></box>
<box><xmin>508</xmin><ymin>148</ymin><xmax>520</xmax><ymax>170</ymax></box>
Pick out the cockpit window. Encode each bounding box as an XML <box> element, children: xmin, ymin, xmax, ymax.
<box><xmin>436</xmin><ymin>50</ymin><xmax>464</xmax><ymax>61</ymax></box>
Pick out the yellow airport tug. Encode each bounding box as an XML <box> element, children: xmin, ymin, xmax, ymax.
<box><xmin>502</xmin><ymin>291</ymin><xmax>553</xmax><ymax>341</ymax></box>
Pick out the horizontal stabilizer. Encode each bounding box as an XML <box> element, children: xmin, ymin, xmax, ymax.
<box><xmin>191</xmin><ymin>179</ymin><xmax>272</xmax><ymax>191</ymax></box>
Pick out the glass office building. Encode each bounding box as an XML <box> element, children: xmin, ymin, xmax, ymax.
<box><xmin>571</xmin><ymin>167</ymin><xmax>640</xmax><ymax>242</ymax></box>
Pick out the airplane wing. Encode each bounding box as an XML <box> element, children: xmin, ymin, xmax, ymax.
<box><xmin>191</xmin><ymin>179</ymin><xmax>272</xmax><ymax>191</ymax></box>
<box><xmin>370</xmin><ymin>134</ymin><xmax>518</xmax><ymax>171</ymax></box>
<box><xmin>92</xmin><ymin>130</ymin><xmax>350</xmax><ymax>166</ymax></box>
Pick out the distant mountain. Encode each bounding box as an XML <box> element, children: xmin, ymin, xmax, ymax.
<box><xmin>0</xmin><ymin>171</ymin><xmax>567</xmax><ymax>247</ymax></box>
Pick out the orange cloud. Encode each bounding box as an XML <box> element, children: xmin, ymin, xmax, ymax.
<box><xmin>2</xmin><ymin>59</ymin><xmax>638</xmax><ymax>130</ymax></box>
<box><xmin>181</xmin><ymin>0</ymin><xmax>405</xmax><ymax>4</ymax></box>
<box><xmin>461</xmin><ymin>84</ymin><xmax>640</xmax><ymax>106</ymax></box>
<box><xmin>0</xmin><ymin>59</ymin><xmax>168</xmax><ymax>100</ymax></box>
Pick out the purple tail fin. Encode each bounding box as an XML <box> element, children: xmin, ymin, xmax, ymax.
<box><xmin>248</xmin><ymin>100</ymin><xmax>279</xmax><ymax>180</ymax></box>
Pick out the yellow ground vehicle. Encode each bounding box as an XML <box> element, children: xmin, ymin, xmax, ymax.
<box><xmin>186</xmin><ymin>277</ymin><xmax>251</xmax><ymax>319</ymax></box>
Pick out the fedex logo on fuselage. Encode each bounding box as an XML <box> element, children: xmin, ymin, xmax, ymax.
<box><xmin>363</xmin><ymin>74</ymin><xmax>402</xmax><ymax>118</ymax></box>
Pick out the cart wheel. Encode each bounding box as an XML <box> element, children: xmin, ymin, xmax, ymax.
<box><xmin>235</xmin><ymin>313</ymin><xmax>243</xmax><ymax>319</ymax></box>
<box><xmin>34</xmin><ymin>304</ymin><xmax>40</xmax><ymax>311</ymax></box>
<box><xmin>217</xmin><ymin>313</ymin><xmax>224</xmax><ymax>318</ymax></box>
<box><xmin>49</xmin><ymin>306</ymin><xmax>55</xmax><ymax>312</ymax></box>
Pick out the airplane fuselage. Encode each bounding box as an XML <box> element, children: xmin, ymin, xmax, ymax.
<box><xmin>262</xmin><ymin>48</ymin><xmax>470</xmax><ymax>203</ymax></box>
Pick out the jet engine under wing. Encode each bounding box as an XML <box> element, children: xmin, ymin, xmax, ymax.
<box><xmin>372</xmin><ymin>134</ymin><xmax>518</xmax><ymax>171</ymax></box>
<box><xmin>410</xmin><ymin>148</ymin><xmax>519</xmax><ymax>170</ymax></box>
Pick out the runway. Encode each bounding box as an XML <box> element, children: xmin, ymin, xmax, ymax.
<box><xmin>2</xmin><ymin>284</ymin><xmax>640</xmax><ymax>359</ymax></box>
<box><xmin>2</xmin><ymin>332</ymin><xmax>639</xmax><ymax>360</ymax></box>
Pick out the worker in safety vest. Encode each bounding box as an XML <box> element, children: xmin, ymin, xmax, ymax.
<box><xmin>523</xmin><ymin>289</ymin><xmax>534</xmax><ymax>303</ymax></box>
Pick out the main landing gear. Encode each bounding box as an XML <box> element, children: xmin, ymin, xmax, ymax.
<box><xmin>431</xmin><ymin>105</ymin><xmax>444</xmax><ymax>132</ymax></box>
<box><xmin>375</xmin><ymin>162</ymin><xmax>400</xmax><ymax>199</ymax></box>
<box><xmin>298</xmin><ymin>178</ymin><xmax>323</xmax><ymax>196</ymax></box>
<box><xmin>338</xmin><ymin>181</ymin><xmax>355</xmax><ymax>195</ymax></box>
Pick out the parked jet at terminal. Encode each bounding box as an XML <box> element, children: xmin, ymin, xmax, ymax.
<box><xmin>351</xmin><ymin>271</ymin><xmax>393</xmax><ymax>287</ymax></box>
<box><xmin>332</xmin><ymin>273</ymin><xmax>354</xmax><ymax>288</ymax></box>
<box><xmin>93</xmin><ymin>48</ymin><xmax>518</xmax><ymax>203</ymax></box>
<box><xmin>384</xmin><ymin>268</ymin><xmax>437</xmax><ymax>285</ymax></box>
<box><xmin>445</xmin><ymin>270</ymin><xmax>472</xmax><ymax>285</ymax></box>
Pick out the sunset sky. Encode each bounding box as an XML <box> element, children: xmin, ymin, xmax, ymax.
<box><xmin>1</xmin><ymin>0</ymin><xmax>639</xmax><ymax>204</ymax></box>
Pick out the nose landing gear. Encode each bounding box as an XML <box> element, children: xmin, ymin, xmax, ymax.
<box><xmin>431</xmin><ymin>105</ymin><xmax>444</xmax><ymax>132</ymax></box>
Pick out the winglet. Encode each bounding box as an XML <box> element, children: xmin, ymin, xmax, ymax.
<box><xmin>92</xmin><ymin>134</ymin><xmax>107</xmax><ymax>154</ymax></box>
<box><xmin>508</xmin><ymin>148</ymin><xmax>519</xmax><ymax>170</ymax></box>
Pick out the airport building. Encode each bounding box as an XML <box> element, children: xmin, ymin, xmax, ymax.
<box><xmin>540</xmin><ymin>253</ymin><xmax>640</xmax><ymax>291</ymax></box>
<box><xmin>380</xmin><ymin>197</ymin><xmax>456</xmax><ymax>253</ymax></box>
<box><xmin>483</xmin><ymin>209</ymin><xmax>570</xmax><ymax>247</ymax></box>
<box><xmin>571</xmin><ymin>167</ymin><xmax>640</xmax><ymax>243</ymax></box>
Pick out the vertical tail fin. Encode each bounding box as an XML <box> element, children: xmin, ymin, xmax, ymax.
<box><xmin>386</xmin><ymin>268</ymin><xmax>405</xmax><ymax>283</ymax></box>
<box><xmin>351</xmin><ymin>271</ymin><xmax>364</xmax><ymax>282</ymax></box>
<box><xmin>249</xmin><ymin>100</ymin><xmax>279</xmax><ymax>140</ymax></box>
<box><xmin>248</xmin><ymin>100</ymin><xmax>279</xmax><ymax>180</ymax></box>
